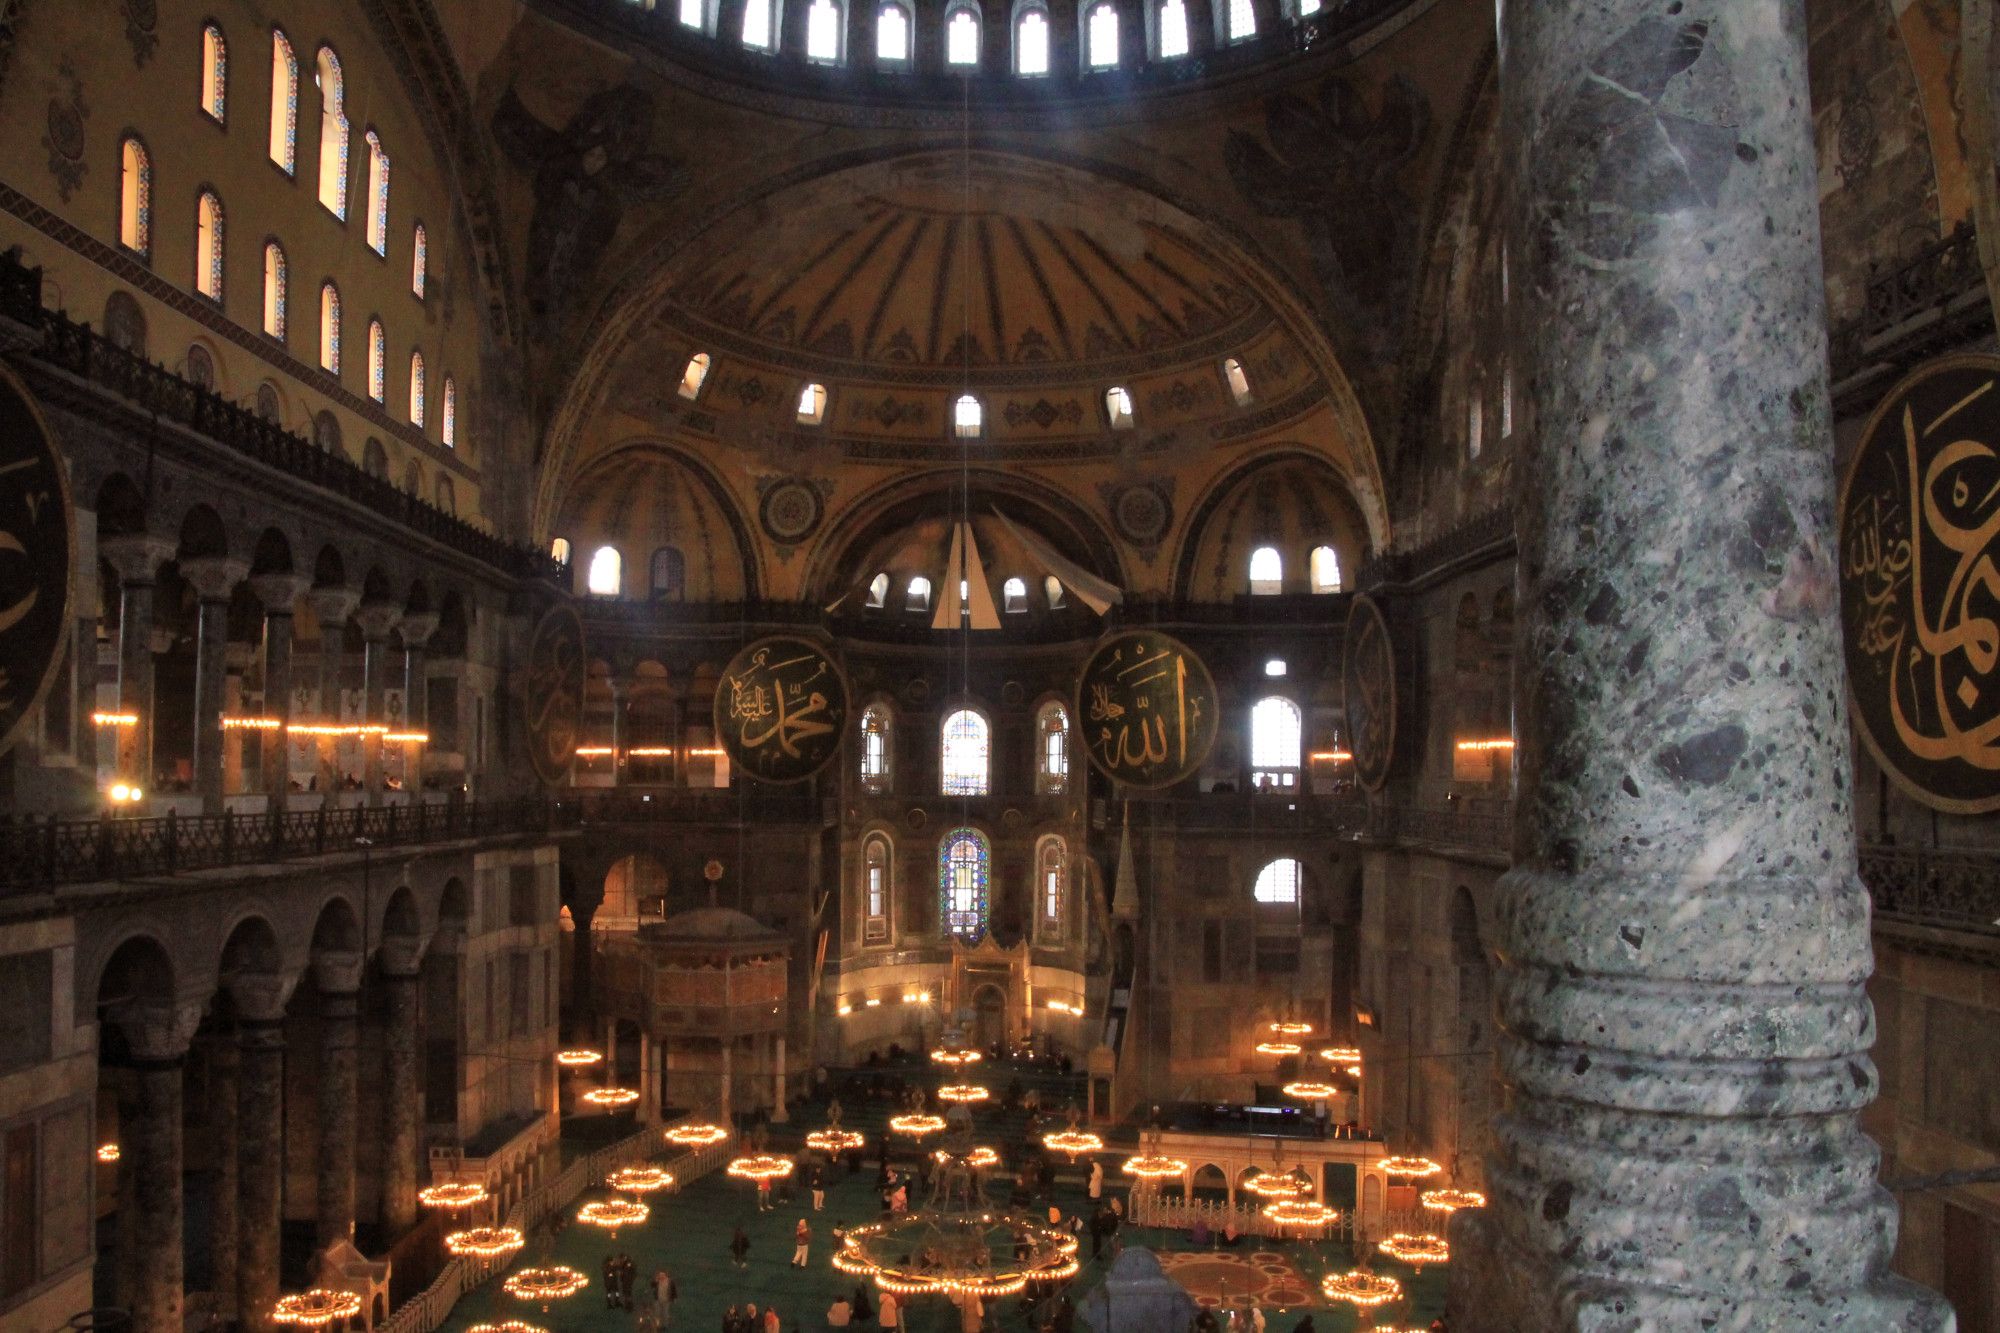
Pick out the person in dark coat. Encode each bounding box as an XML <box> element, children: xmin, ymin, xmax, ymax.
<box><xmin>604</xmin><ymin>1253</ymin><xmax>622</xmax><ymax>1308</ymax></box>
<box><xmin>730</xmin><ymin>1224</ymin><xmax>751</xmax><ymax>1269</ymax></box>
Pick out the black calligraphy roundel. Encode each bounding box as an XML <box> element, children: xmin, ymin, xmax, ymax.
<box><xmin>1077</xmin><ymin>630</ymin><xmax>1219</xmax><ymax>789</ymax></box>
<box><xmin>1839</xmin><ymin>353</ymin><xmax>2000</xmax><ymax>812</ymax></box>
<box><xmin>523</xmin><ymin>601</ymin><xmax>586</xmax><ymax>786</ymax></box>
<box><xmin>0</xmin><ymin>366</ymin><xmax>73</xmax><ymax>759</ymax></box>
<box><xmin>715</xmin><ymin>636</ymin><xmax>849</xmax><ymax>784</ymax></box>
<box><xmin>1342</xmin><ymin>595</ymin><xmax>1396</xmax><ymax>793</ymax></box>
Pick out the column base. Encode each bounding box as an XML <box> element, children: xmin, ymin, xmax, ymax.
<box><xmin>1448</xmin><ymin>1210</ymin><xmax>1957</xmax><ymax>1333</ymax></box>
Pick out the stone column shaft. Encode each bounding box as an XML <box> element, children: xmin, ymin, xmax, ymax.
<box><xmin>185</xmin><ymin>558</ymin><xmax>246</xmax><ymax>810</ymax></box>
<box><xmin>310</xmin><ymin>588</ymin><xmax>359</xmax><ymax>795</ymax></box>
<box><xmin>380</xmin><ymin>970</ymin><xmax>421</xmax><ymax>1236</ymax></box>
<box><xmin>1449</xmin><ymin>2</ymin><xmax>1955</xmax><ymax>1328</ymax></box>
<box><xmin>255</xmin><ymin>575</ymin><xmax>309</xmax><ymax>808</ymax></box>
<box><xmin>316</xmin><ymin>985</ymin><xmax>361</xmax><ymax>1246</ymax></box>
<box><xmin>237</xmin><ymin>1020</ymin><xmax>285</xmax><ymax>1333</ymax></box>
<box><xmin>208</xmin><ymin>1036</ymin><xmax>241</xmax><ymax>1318</ymax></box>
<box><xmin>115</xmin><ymin>581</ymin><xmax>156</xmax><ymax>780</ymax></box>
<box><xmin>772</xmin><ymin>1033</ymin><xmax>787</xmax><ymax>1123</ymax></box>
<box><xmin>129</xmin><ymin>1059</ymin><xmax>185</xmax><ymax>1331</ymax></box>
<box><xmin>356</xmin><ymin>602</ymin><xmax>400</xmax><ymax>804</ymax></box>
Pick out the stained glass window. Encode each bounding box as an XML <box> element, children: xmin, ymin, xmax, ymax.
<box><xmin>861</xmin><ymin>705</ymin><xmax>891</xmax><ymax>794</ymax></box>
<box><xmin>1087</xmin><ymin>2</ymin><xmax>1119</xmax><ymax>67</ymax></box>
<box><xmin>367</xmin><ymin>319</ymin><xmax>385</xmax><ymax>402</ymax></box>
<box><xmin>1036</xmin><ymin>702</ymin><xmax>1069</xmax><ymax>795</ymax></box>
<box><xmin>319</xmin><ymin>282</ymin><xmax>340</xmax><ymax>373</ymax></box>
<box><xmin>262</xmin><ymin>241</ymin><xmax>286</xmax><ymax>338</ymax></box>
<box><xmin>940</xmin><ymin>709</ymin><xmax>989</xmax><ymax>796</ymax></box>
<box><xmin>442</xmin><ymin>376</ymin><xmax>456</xmax><ymax>447</ymax></box>
<box><xmin>269</xmin><ymin>31</ymin><xmax>297</xmax><ymax>173</ymax></box>
<box><xmin>865</xmin><ymin>835</ymin><xmax>891</xmax><ymax>939</ymax></box>
<box><xmin>1254</xmin><ymin>857</ymin><xmax>1301</xmax><ymax>905</ymax></box>
<box><xmin>201</xmin><ymin>24</ymin><xmax>227</xmax><ymax>122</ymax></box>
<box><xmin>365</xmin><ymin>130</ymin><xmax>389</xmax><ymax>254</ymax></box>
<box><xmin>408</xmin><ymin>350</ymin><xmax>425</xmax><ymax>426</ymax></box>
<box><xmin>119</xmin><ymin>138</ymin><xmax>151</xmax><ymax>256</ymax></box>
<box><xmin>412</xmin><ymin>223</ymin><xmax>427</xmax><ymax>297</ymax></box>
<box><xmin>878</xmin><ymin>3</ymin><xmax>911</xmax><ymax>61</ymax></box>
<box><xmin>196</xmin><ymin>192</ymin><xmax>225</xmax><ymax>302</ymax></box>
<box><xmin>946</xmin><ymin>7</ymin><xmax>979</xmax><ymax>65</ymax></box>
<box><xmin>315</xmin><ymin>47</ymin><xmax>347</xmax><ymax>217</ymax></box>
<box><xmin>806</xmin><ymin>0</ymin><xmax>842</xmax><ymax>61</ymax></box>
<box><xmin>1039</xmin><ymin>836</ymin><xmax>1065</xmax><ymax>923</ymax></box>
<box><xmin>939</xmin><ymin>829</ymin><xmax>990</xmax><ymax>941</ymax></box>
<box><xmin>1017</xmin><ymin>8</ymin><xmax>1049</xmax><ymax>74</ymax></box>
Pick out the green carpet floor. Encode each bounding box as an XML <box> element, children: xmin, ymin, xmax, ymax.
<box><xmin>433</xmin><ymin>1150</ymin><xmax>1447</xmax><ymax>1333</ymax></box>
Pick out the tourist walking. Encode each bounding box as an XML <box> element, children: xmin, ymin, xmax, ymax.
<box><xmin>1087</xmin><ymin>1161</ymin><xmax>1103</xmax><ymax>1201</ymax></box>
<box><xmin>852</xmin><ymin>1285</ymin><xmax>875</xmax><ymax>1328</ymax></box>
<box><xmin>653</xmin><ymin>1268</ymin><xmax>675</xmax><ymax>1326</ymax></box>
<box><xmin>730</xmin><ymin>1224</ymin><xmax>750</xmax><ymax>1269</ymax></box>
<box><xmin>757</xmin><ymin>1175</ymin><xmax>774</xmax><ymax>1211</ymax></box>
<box><xmin>792</xmin><ymin>1217</ymin><xmax>812</xmax><ymax>1267</ymax></box>
<box><xmin>617</xmin><ymin>1252</ymin><xmax>637</xmax><ymax>1308</ymax></box>
<box><xmin>604</xmin><ymin>1253</ymin><xmax>624</xmax><ymax>1308</ymax></box>
<box><xmin>761</xmin><ymin>1305</ymin><xmax>780</xmax><ymax>1333</ymax></box>
<box><xmin>811</xmin><ymin>1164</ymin><xmax>826</xmax><ymax>1211</ymax></box>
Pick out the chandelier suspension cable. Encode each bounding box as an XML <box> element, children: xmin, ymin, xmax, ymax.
<box><xmin>956</xmin><ymin>72</ymin><xmax>975</xmax><ymax>923</ymax></box>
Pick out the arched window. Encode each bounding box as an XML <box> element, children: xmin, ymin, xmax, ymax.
<box><xmin>269</xmin><ymin>31</ymin><xmax>297</xmax><ymax>173</ymax></box>
<box><xmin>1250</xmin><ymin>695</ymin><xmax>1302</xmax><ymax>789</ymax></box>
<box><xmin>939</xmin><ymin>828</ymin><xmax>991</xmax><ymax>940</ymax></box>
<box><xmin>408</xmin><ymin>350</ymin><xmax>426</xmax><ymax>426</ymax></box>
<box><xmin>1309</xmin><ymin>545</ymin><xmax>1341</xmax><ymax>593</ymax></box>
<box><xmin>877</xmin><ymin>2</ymin><xmax>911</xmax><ymax>61</ymax></box>
<box><xmin>364</xmin><ymin>130</ymin><xmax>389</xmax><ymax>254</ymax></box>
<box><xmin>363</xmin><ymin>436</ymin><xmax>387</xmax><ymax>476</ymax></box>
<box><xmin>1248</xmin><ymin>545</ymin><xmax>1282</xmax><ymax>594</ymax></box>
<box><xmin>954</xmin><ymin>393</ymin><xmax>983</xmax><ymax>437</ymax></box>
<box><xmin>1105</xmin><ymin>385</ymin><xmax>1133</xmax><ymax>427</ymax></box>
<box><xmin>441</xmin><ymin>376</ymin><xmax>457</xmax><ymax>447</ymax></box>
<box><xmin>551</xmin><ymin>537</ymin><xmax>572</xmax><ymax>566</ymax></box>
<box><xmin>411</xmin><ymin>223</ymin><xmax>427</xmax><ymax>297</ymax></box>
<box><xmin>864</xmin><ymin>835</ymin><xmax>892</xmax><ymax>940</ymax></box>
<box><xmin>906</xmin><ymin>575</ymin><xmax>932</xmax><ymax>612</ymax></box>
<box><xmin>650</xmin><ymin>547</ymin><xmax>686</xmax><ymax>601</ymax></box>
<box><xmin>940</xmin><ymin>709</ymin><xmax>990</xmax><ymax>796</ymax></box>
<box><xmin>1226</xmin><ymin>0</ymin><xmax>1256</xmax><ymax>40</ymax></box>
<box><xmin>118</xmin><ymin>137</ymin><xmax>151</xmax><ymax>256</ymax></box>
<box><xmin>1002</xmin><ymin>577</ymin><xmax>1028</xmax><ymax>613</ymax></box>
<box><xmin>680</xmin><ymin>352</ymin><xmax>711</xmax><ymax>399</ymax></box>
<box><xmin>1254</xmin><ymin>857</ymin><xmax>1301</xmax><ymax>905</ymax></box>
<box><xmin>1016</xmin><ymin>7</ymin><xmax>1050</xmax><ymax>74</ymax></box>
<box><xmin>741</xmin><ymin>0</ymin><xmax>776</xmax><ymax>50</ymax></box>
<box><xmin>1038</xmin><ymin>835</ymin><xmax>1066</xmax><ymax>926</ymax></box>
<box><xmin>1222</xmin><ymin>355</ymin><xmax>1252</xmax><ymax>405</ymax></box>
<box><xmin>319</xmin><ymin>282</ymin><xmax>341</xmax><ymax>372</ymax></box>
<box><xmin>1037</xmin><ymin>701</ymin><xmax>1069</xmax><ymax>795</ymax></box>
<box><xmin>1086</xmin><ymin>1</ymin><xmax>1119</xmax><ymax>67</ymax></box>
<box><xmin>1297</xmin><ymin>0</ymin><xmax>1320</xmax><ymax>13</ymax></box>
<box><xmin>680</xmin><ymin>0</ymin><xmax>706</xmax><ymax>27</ymax></box>
<box><xmin>1157</xmin><ymin>0</ymin><xmax>1189</xmax><ymax>55</ymax></box>
<box><xmin>195</xmin><ymin>191</ymin><xmax>225</xmax><ymax>302</ymax></box>
<box><xmin>1045</xmin><ymin>575</ymin><xmax>1065</xmax><ymax>609</ymax></box>
<box><xmin>314</xmin><ymin>47</ymin><xmax>347</xmax><ymax>217</ymax></box>
<box><xmin>366</xmin><ymin>319</ymin><xmax>386</xmax><ymax>402</ymax></box>
<box><xmin>261</xmin><ymin>241</ymin><xmax>286</xmax><ymax>338</ymax></box>
<box><xmin>946</xmin><ymin>6</ymin><xmax>980</xmax><ymax>65</ymax></box>
<box><xmin>586</xmin><ymin>545</ymin><xmax>623</xmax><ymax>597</ymax></box>
<box><xmin>200</xmin><ymin>24</ymin><xmax>228</xmax><ymax>123</ymax></box>
<box><xmin>1467</xmin><ymin>387</ymin><xmax>1484</xmax><ymax>459</ymax></box>
<box><xmin>806</xmin><ymin>0</ymin><xmax>842</xmax><ymax>61</ymax></box>
<box><xmin>798</xmin><ymin>381</ymin><xmax>827</xmax><ymax>423</ymax></box>
<box><xmin>866</xmin><ymin>572</ymin><xmax>891</xmax><ymax>608</ymax></box>
<box><xmin>860</xmin><ymin>704</ymin><xmax>892</xmax><ymax>794</ymax></box>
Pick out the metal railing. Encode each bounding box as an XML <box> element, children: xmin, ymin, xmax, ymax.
<box><xmin>1858</xmin><ymin>842</ymin><xmax>2000</xmax><ymax>936</ymax></box>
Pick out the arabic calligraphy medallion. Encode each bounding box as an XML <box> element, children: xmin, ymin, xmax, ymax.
<box><xmin>1839</xmin><ymin>353</ymin><xmax>2000</xmax><ymax>811</ymax></box>
<box><xmin>0</xmin><ymin>366</ymin><xmax>74</xmax><ymax>758</ymax></box>
<box><xmin>1077</xmin><ymin>630</ymin><xmax>1218</xmax><ymax>788</ymax></box>
<box><xmin>715</xmin><ymin>636</ymin><xmax>849</xmax><ymax>783</ymax></box>
<box><xmin>1342</xmin><ymin>595</ymin><xmax>1395</xmax><ymax>792</ymax></box>
<box><xmin>523</xmin><ymin>602</ymin><xmax>586</xmax><ymax>785</ymax></box>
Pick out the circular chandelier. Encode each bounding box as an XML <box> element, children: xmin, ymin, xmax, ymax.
<box><xmin>1268</xmin><ymin>1021</ymin><xmax>1314</xmax><ymax>1037</ymax></box>
<box><xmin>1379</xmin><ymin>1232</ymin><xmax>1450</xmax><ymax>1267</ymax></box>
<box><xmin>930</xmin><ymin>1048</ymin><xmax>981</xmax><ymax>1067</ymax></box>
<box><xmin>1253</xmin><ymin>1041</ymin><xmax>1301</xmax><ymax>1057</ymax></box>
<box><xmin>444</xmin><ymin>1226</ymin><xmax>524</xmax><ymax>1259</ymax></box>
<box><xmin>554</xmin><ymin>1049</ymin><xmax>603</xmax><ymax>1068</ymax></box>
<box><xmin>1320</xmin><ymin>1046</ymin><xmax>1362</xmax><ymax>1064</ymax></box>
<box><xmin>96</xmin><ymin>1144</ymin><xmax>119</xmax><ymax>1163</ymax></box>
<box><xmin>664</xmin><ymin>1122</ymin><xmax>728</xmax><ymax>1147</ymax></box>
<box><xmin>725</xmin><ymin>1154</ymin><xmax>795</xmax><ymax>1181</ymax></box>
<box><xmin>469</xmin><ymin>1323</ymin><xmax>548</xmax><ymax>1333</ymax></box>
<box><xmin>806</xmin><ymin>1128</ymin><xmax>866</xmax><ymax>1154</ymax></box>
<box><xmin>1241</xmin><ymin>1167</ymin><xmax>1310</xmax><ymax>1199</ymax></box>
<box><xmin>1322</xmin><ymin>1270</ymin><xmax>1403</xmax><ymax>1308</ymax></box>
<box><xmin>1421</xmin><ymin>1187</ymin><xmax>1487</xmax><ymax>1213</ymax></box>
<box><xmin>1380</xmin><ymin>1156</ymin><xmax>1444</xmax><ymax>1179</ymax></box>
<box><xmin>1122</xmin><ymin>1153</ymin><xmax>1187</xmax><ymax>1179</ymax></box>
<box><xmin>582</xmin><ymin>1087</ymin><xmax>640</xmax><ymax>1109</ymax></box>
<box><xmin>933</xmin><ymin>1145</ymin><xmax>999</xmax><ymax>1169</ymax></box>
<box><xmin>889</xmin><ymin>1113</ymin><xmax>947</xmax><ymax>1137</ymax></box>
<box><xmin>503</xmin><ymin>1265</ymin><xmax>589</xmax><ymax>1306</ymax></box>
<box><xmin>833</xmin><ymin>1213</ymin><xmax>1079</xmax><ymax>1298</ymax></box>
<box><xmin>271</xmin><ymin>1290</ymin><xmax>364</xmax><ymax>1327</ymax></box>
<box><xmin>418</xmin><ymin>1182</ymin><xmax>488</xmax><ymax>1210</ymax></box>
<box><xmin>577</xmin><ymin>1199</ymin><xmax>650</xmax><ymax>1230</ymax></box>
<box><xmin>607</xmin><ymin>1166</ymin><xmax>674</xmax><ymax>1194</ymax></box>
<box><xmin>1282</xmin><ymin>1080</ymin><xmax>1337</xmax><ymax>1100</ymax></box>
<box><xmin>1262</xmin><ymin>1199</ymin><xmax>1338</xmax><ymax>1229</ymax></box>
<box><xmin>937</xmin><ymin>1084</ymin><xmax>990</xmax><ymax>1103</ymax></box>
<box><xmin>1041</xmin><ymin>1128</ymin><xmax>1104</xmax><ymax>1159</ymax></box>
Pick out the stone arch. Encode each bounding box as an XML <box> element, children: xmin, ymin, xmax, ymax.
<box><xmin>250</xmin><ymin>527</ymin><xmax>294</xmax><ymax>577</ymax></box>
<box><xmin>1190</xmin><ymin>1163</ymin><xmax>1228</xmax><ymax>1201</ymax></box>
<box><xmin>216</xmin><ymin>912</ymin><xmax>284</xmax><ymax>981</ymax></box>
<box><xmin>309</xmin><ymin>895</ymin><xmax>363</xmax><ymax>956</ymax></box>
<box><xmin>1173</xmin><ymin>451</ymin><xmax>1373</xmax><ymax>601</ymax></box>
<box><xmin>311</xmin><ymin>544</ymin><xmax>347</xmax><ymax>590</ymax></box>
<box><xmin>555</xmin><ymin>441</ymin><xmax>762</xmax><ymax>601</ymax></box>
<box><xmin>177</xmin><ymin>503</ymin><xmax>230</xmax><ymax>561</ymax></box>
<box><xmin>601</xmin><ymin>852</ymin><xmax>669</xmax><ymax>928</ymax></box>
<box><xmin>95</xmin><ymin>932</ymin><xmax>177</xmax><ymax>1009</ymax></box>
<box><xmin>96</xmin><ymin>473</ymin><xmax>149</xmax><ymax>538</ymax></box>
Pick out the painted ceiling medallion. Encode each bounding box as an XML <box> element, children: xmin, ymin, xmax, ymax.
<box><xmin>759</xmin><ymin>478</ymin><xmax>824</xmax><ymax>544</ymax></box>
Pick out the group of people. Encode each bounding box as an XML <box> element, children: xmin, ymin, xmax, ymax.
<box><xmin>599</xmin><ymin>1253</ymin><xmax>674</xmax><ymax>1329</ymax></box>
<box><xmin>824</xmin><ymin>1284</ymin><xmax>900</xmax><ymax>1327</ymax></box>
<box><xmin>718</xmin><ymin>1302</ymin><xmax>782</xmax><ymax>1332</ymax></box>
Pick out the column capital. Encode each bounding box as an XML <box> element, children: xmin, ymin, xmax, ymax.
<box><xmin>181</xmin><ymin>556</ymin><xmax>250</xmax><ymax>603</ymax></box>
<box><xmin>312</xmin><ymin>950</ymin><xmax>366</xmax><ymax>995</ymax></box>
<box><xmin>251</xmin><ymin>573</ymin><xmax>311</xmax><ymax>615</ymax></box>
<box><xmin>101</xmin><ymin>534</ymin><xmax>177</xmax><ymax>584</ymax></box>
<box><xmin>378</xmin><ymin>941</ymin><xmax>424</xmax><ymax>979</ymax></box>
<box><xmin>108</xmin><ymin>999</ymin><xmax>204</xmax><ymax>1064</ymax></box>
<box><xmin>227</xmin><ymin>971</ymin><xmax>298</xmax><ymax>1024</ymax></box>
<box><xmin>309</xmin><ymin>587</ymin><xmax>362</xmax><ymax>628</ymax></box>
<box><xmin>354</xmin><ymin>600</ymin><xmax>403</xmax><ymax>642</ymax></box>
<box><xmin>398</xmin><ymin>613</ymin><xmax>439</xmax><ymax>649</ymax></box>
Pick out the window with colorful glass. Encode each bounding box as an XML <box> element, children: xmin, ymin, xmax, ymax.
<box><xmin>364</xmin><ymin>131</ymin><xmax>389</xmax><ymax>254</ymax></box>
<box><xmin>367</xmin><ymin>318</ymin><xmax>385</xmax><ymax>402</ymax></box>
<box><xmin>939</xmin><ymin>828</ymin><xmax>990</xmax><ymax>941</ymax></box>
<box><xmin>195</xmin><ymin>192</ymin><xmax>225</xmax><ymax>302</ymax></box>
<box><xmin>865</xmin><ymin>835</ymin><xmax>891</xmax><ymax>941</ymax></box>
<box><xmin>315</xmin><ymin>47</ymin><xmax>347</xmax><ymax>217</ymax></box>
<box><xmin>411</xmin><ymin>222</ymin><xmax>427</xmax><ymax>298</ymax></box>
<box><xmin>940</xmin><ymin>709</ymin><xmax>990</xmax><ymax>796</ymax></box>
<box><xmin>119</xmin><ymin>137</ymin><xmax>151</xmax><ymax>256</ymax></box>
<box><xmin>860</xmin><ymin>704</ymin><xmax>892</xmax><ymax>794</ymax></box>
<box><xmin>319</xmin><ymin>282</ymin><xmax>340</xmax><ymax>372</ymax></box>
<box><xmin>200</xmin><ymin>24</ymin><xmax>228</xmax><ymax>123</ymax></box>
<box><xmin>269</xmin><ymin>31</ymin><xmax>297</xmax><ymax>173</ymax></box>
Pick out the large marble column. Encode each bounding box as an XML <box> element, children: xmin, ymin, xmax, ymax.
<box><xmin>111</xmin><ymin>1002</ymin><xmax>201</xmax><ymax>1333</ymax></box>
<box><xmin>314</xmin><ymin>952</ymin><xmax>364</xmax><ymax>1247</ymax></box>
<box><xmin>379</xmin><ymin>956</ymin><xmax>422</xmax><ymax>1237</ymax></box>
<box><xmin>254</xmin><ymin>575</ymin><xmax>309</xmax><ymax>808</ymax></box>
<box><xmin>100</xmin><ymin>535</ymin><xmax>174</xmax><ymax>785</ymax></box>
<box><xmin>1450</xmin><ymin>3</ymin><xmax>1953</xmax><ymax>1328</ymax></box>
<box><xmin>399</xmin><ymin>613</ymin><xmax>437</xmax><ymax>793</ymax></box>
<box><xmin>207</xmin><ymin>1031</ymin><xmax>241</xmax><ymax>1321</ymax></box>
<box><xmin>355</xmin><ymin>600</ymin><xmax>401</xmax><ymax>804</ymax></box>
<box><xmin>309</xmin><ymin>587</ymin><xmax>359</xmax><ymax>794</ymax></box>
<box><xmin>183</xmin><ymin>557</ymin><xmax>249</xmax><ymax>810</ymax></box>
<box><xmin>235</xmin><ymin>1009</ymin><xmax>287</xmax><ymax>1332</ymax></box>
